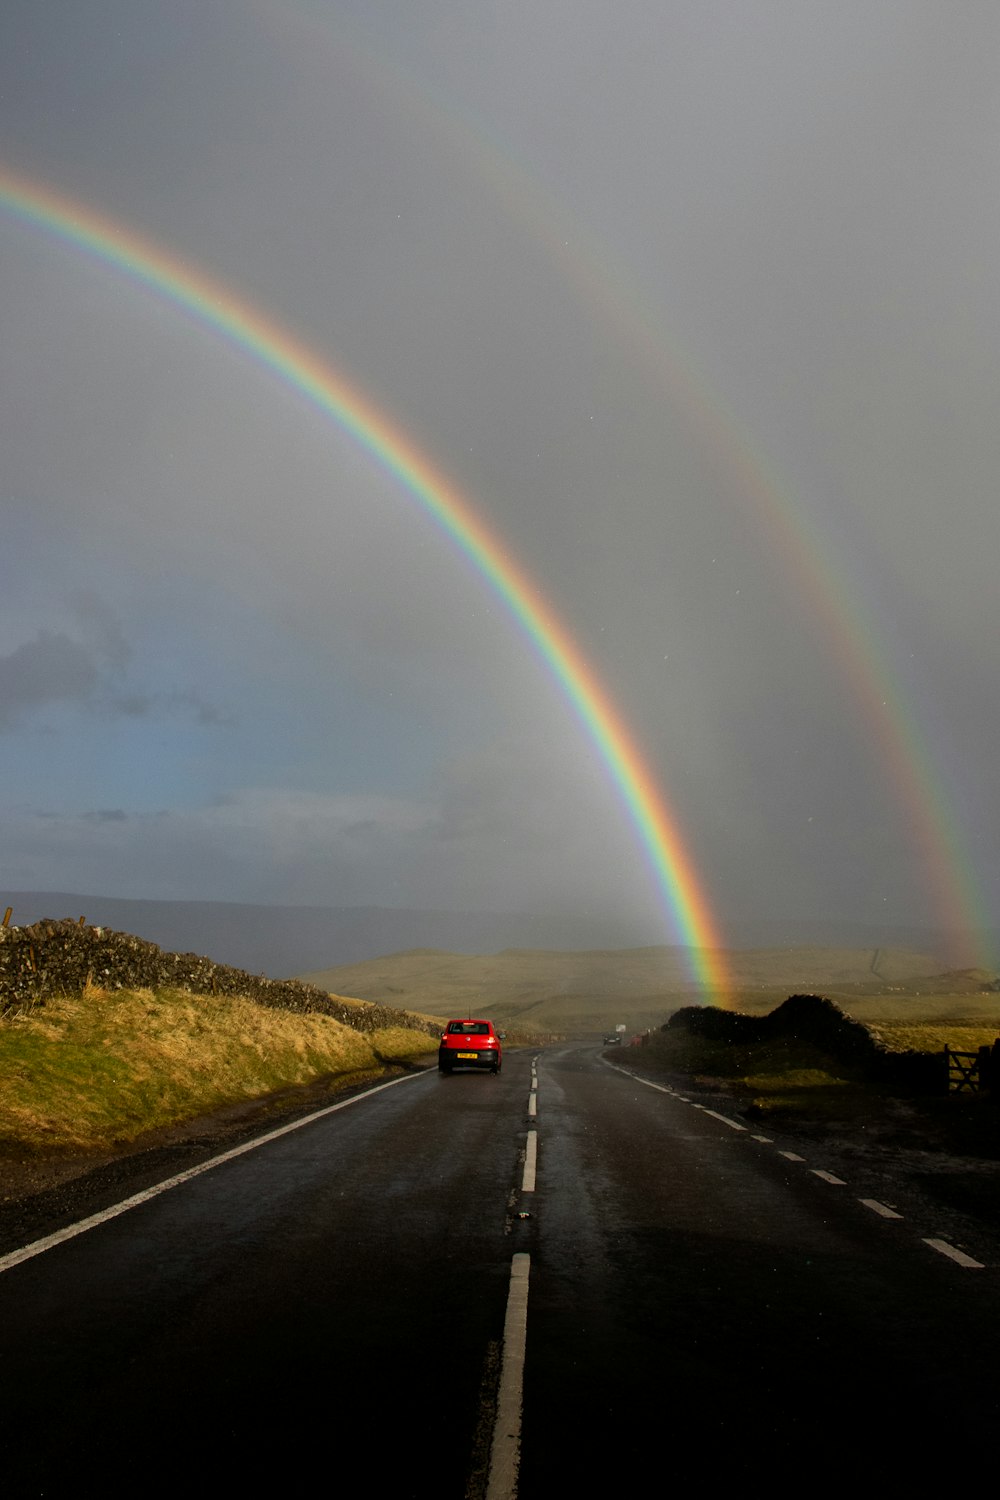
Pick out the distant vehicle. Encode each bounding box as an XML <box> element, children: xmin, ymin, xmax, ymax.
<box><xmin>438</xmin><ymin>1018</ymin><xmax>503</xmax><ymax>1075</ymax></box>
<box><xmin>602</xmin><ymin>1033</ymin><xmax>622</xmax><ymax>1045</ymax></box>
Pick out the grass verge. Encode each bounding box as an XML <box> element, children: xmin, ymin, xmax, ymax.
<box><xmin>0</xmin><ymin>984</ymin><xmax>436</xmax><ymax>1153</ymax></box>
<box><xmin>630</xmin><ymin>1028</ymin><xmax>868</xmax><ymax>1120</ymax></box>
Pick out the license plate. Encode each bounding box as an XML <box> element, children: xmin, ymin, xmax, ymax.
<box><xmin>456</xmin><ymin>1051</ymin><xmax>478</xmax><ymax>1059</ymax></box>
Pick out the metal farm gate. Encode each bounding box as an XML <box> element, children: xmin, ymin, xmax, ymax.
<box><xmin>944</xmin><ymin>1042</ymin><xmax>1000</xmax><ymax>1094</ymax></box>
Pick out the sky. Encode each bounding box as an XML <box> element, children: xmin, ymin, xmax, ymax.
<box><xmin>2</xmin><ymin>1</ymin><xmax>999</xmax><ymax>957</ymax></box>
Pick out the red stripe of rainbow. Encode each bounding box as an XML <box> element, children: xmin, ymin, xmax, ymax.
<box><xmin>0</xmin><ymin>163</ymin><xmax>730</xmax><ymax>998</ymax></box>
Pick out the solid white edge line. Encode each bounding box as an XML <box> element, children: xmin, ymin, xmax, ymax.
<box><xmin>601</xmin><ymin>1059</ymin><xmax>708</xmax><ymax>1112</ymax></box>
<box><xmin>522</xmin><ymin>1130</ymin><xmax>537</xmax><ymax>1193</ymax></box>
<box><xmin>601</xmin><ymin>1060</ymin><xmax>678</xmax><ymax>1098</ymax></box>
<box><xmin>859</xmin><ymin>1198</ymin><xmax>903</xmax><ymax>1220</ymax></box>
<box><xmin>486</xmin><ymin>1252</ymin><xmax>531</xmax><ymax>1500</ymax></box>
<box><xmin>701</xmin><ymin>1108</ymin><xmax>746</xmax><ymax>1131</ymax></box>
<box><xmin>0</xmin><ymin>1068</ymin><xmax>432</xmax><ymax>1276</ymax></box>
<box><xmin>923</xmin><ymin>1238</ymin><xmax>985</xmax><ymax>1269</ymax></box>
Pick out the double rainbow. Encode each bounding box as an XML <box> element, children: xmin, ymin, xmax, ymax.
<box><xmin>251</xmin><ymin>6</ymin><xmax>990</xmax><ymax>962</ymax></box>
<box><xmin>0</xmin><ymin>164</ymin><xmax>730</xmax><ymax>997</ymax></box>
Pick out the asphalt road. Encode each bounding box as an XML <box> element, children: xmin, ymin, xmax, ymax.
<box><xmin>2</xmin><ymin>1045</ymin><xmax>999</xmax><ymax>1496</ymax></box>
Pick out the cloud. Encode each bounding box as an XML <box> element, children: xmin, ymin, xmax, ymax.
<box><xmin>0</xmin><ymin>631</ymin><xmax>99</xmax><ymax>728</ymax></box>
<box><xmin>0</xmin><ymin>756</ymin><xmax>659</xmax><ymax>926</ymax></box>
<box><xmin>72</xmin><ymin>590</ymin><xmax>131</xmax><ymax>672</ymax></box>
<box><xmin>0</xmin><ymin>610</ymin><xmax>233</xmax><ymax>733</ymax></box>
<box><xmin>165</xmin><ymin>689</ymin><xmax>237</xmax><ymax>728</ymax></box>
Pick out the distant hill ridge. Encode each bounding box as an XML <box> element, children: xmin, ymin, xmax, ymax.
<box><xmin>0</xmin><ymin>893</ymin><xmax>653</xmax><ymax>976</ymax></box>
<box><xmin>2</xmin><ymin>891</ymin><xmax>990</xmax><ymax>986</ymax></box>
<box><xmin>298</xmin><ymin>943</ymin><xmax>983</xmax><ymax>1033</ymax></box>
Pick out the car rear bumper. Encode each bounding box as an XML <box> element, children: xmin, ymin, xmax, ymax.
<box><xmin>438</xmin><ymin>1049</ymin><xmax>501</xmax><ymax>1070</ymax></box>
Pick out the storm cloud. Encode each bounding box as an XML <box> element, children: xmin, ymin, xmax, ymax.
<box><xmin>0</xmin><ymin>632</ymin><xmax>99</xmax><ymax>728</ymax></box>
<box><xmin>2</xmin><ymin>2</ymin><xmax>999</xmax><ymax>957</ymax></box>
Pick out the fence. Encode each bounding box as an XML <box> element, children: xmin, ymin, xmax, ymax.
<box><xmin>944</xmin><ymin>1042</ymin><xmax>1000</xmax><ymax>1094</ymax></box>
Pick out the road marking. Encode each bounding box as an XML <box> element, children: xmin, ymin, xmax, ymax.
<box><xmin>923</xmin><ymin>1238</ymin><xmax>985</xmax><ymax>1269</ymax></box>
<box><xmin>486</xmin><ymin>1253</ymin><xmax>531</xmax><ymax>1500</ymax></box>
<box><xmin>701</xmin><ymin>1108</ymin><xmax>746</xmax><ymax>1131</ymax></box>
<box><xmin>600</xmin><ymin>1060</ymin><xmax>673</xmax><ymax>1095</ymax></box>
<box><xmin>527</xmin><ymin>1091</ymin><xmax>537</xmax><ymax>1118</ymax></box>
<box><xmin>860</xmin><ymin>1198</ymin><xmax>903</xmax><ymax>1220</ymax></box>
<box><xmin>595</xmin><ymin>1052</ymin><xmax>988</xmax><ymax>1267</ymax></box>
<box><xmin>0</xmin><ymin>1069</ymin><xmax>433</xmax><ymax>1277</ymax></box>
<box><xmin>603</xmin><ymin>1060</ymin><xmax>731</xmax><ymax>1114</ymax></box>
<box><xmin>522</xmin><ymin>1131</ymin><xmax>537</xmax><ymax>1193</ymax></box>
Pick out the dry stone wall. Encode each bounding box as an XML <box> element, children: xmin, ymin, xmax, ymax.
<box><xmin>0</xmin><ymin>916</ymin><xmax>437</xmax><ymax>1037</ymax></box>
<box><xmin>666</xmin><ymin>992</ymin><xmax>943</xmax><ymax>1092</ymax></box>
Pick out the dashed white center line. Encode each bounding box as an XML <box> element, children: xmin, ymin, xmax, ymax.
<box><xmin>923</xmin><ymin>1238</ymin><xmax>984</xmax><ymax>1269</ymax></box>
<box><xmin>750</xmin><ymin>1134</ymin><xmax>773</xmax><ymax>1143</ymax></box>
<box><xmin>778</xmin><ymin>1151</ymin><xmax>806</xmax><ymax>1163</ymax></box>
<box><xmin>486</xmin><ymin>1252</ymin><xmax>531</xmax><ymax>1500</ymax></box>
<box><xmin>522</xmin><ymin>1131</ymin><xmax>537</xmax><ymax>1193</ymax></box>
<box><xmin>811</xmin><ymin>1169</ymin><xmax>846</xmax><ymax>1186</ymax></box>
<box><xmin>527</xmin><ymin>1092</ymin><xmax>537</xmax><ymax>1118</ymax></box>
<box><xmin>860</xmin><ymin>1198</ymin><xmax>903</xmax><ymax>1220</ymax></box>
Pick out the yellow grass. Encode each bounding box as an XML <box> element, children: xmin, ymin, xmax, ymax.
<box><xmin>0</xmin><ymin>985</ymin><xmax>436</xmax><ymax>1152</ymax></box>
<box><xmin>866</xmin><ymin>1022</ymin><xmax>1000</xmax><ymax>1054</ymax></box>
<box><xmin>298</xmin><ymin>944</ymin><xmax>989</xmax><ymax>1033</ymax></box>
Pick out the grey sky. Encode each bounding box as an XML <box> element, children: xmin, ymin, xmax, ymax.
<box><xmin>2</xmin><ymin>2</ymin><xmax>999</xmax><ymax>954</ymax></box>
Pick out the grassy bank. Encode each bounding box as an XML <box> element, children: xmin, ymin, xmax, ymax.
<box><xmin>631</xmin><ymin>1027</ymin><xmax>863</xmax><ymax>1118</ymax></box>
<box><xmin>626</xmin><ymin>999</ymin><xmax>1000</xmax><ymax>1125</ymax></box>
<box><xmin>0</xmin><ymin>984</ymin><xmax>437</xmax><ymax>1153</ymax></box>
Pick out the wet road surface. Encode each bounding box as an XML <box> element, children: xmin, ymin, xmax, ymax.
<box><xmin>2</xmin><ymin>1044</ymin><xmax>999</xmax><ymax>1495</ymax></box>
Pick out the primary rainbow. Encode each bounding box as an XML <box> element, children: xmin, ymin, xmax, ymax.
<box><xmin>254</xmin><ymin>5</ymin><xmax>991</xmax><ymax>962</ymax></box>
<box><xmin>0</xmin><ymin>163</ymin><xmax>730</xmax><ymax>997</ymax></box>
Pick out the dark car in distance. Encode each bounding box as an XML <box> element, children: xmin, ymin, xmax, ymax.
<box><xmin>438</xmin><ymin>1018</ymin><xmax>503</xmax><ymax>1075</ymax></box>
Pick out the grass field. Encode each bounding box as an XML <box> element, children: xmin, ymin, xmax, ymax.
<box><xmin>0</xmin><ymin>983</ymin><xmax>437</xmax><ymax>1153</ymax></box>
<box><xmin>300</xmin><ymin>944</ymin><xmax>998</xmax><ymax>1035</ymax></box>
<box><xmin>623</xmin><ymin>989</ymin><xmax>1000</xmax><ymax>1129</ymax></box>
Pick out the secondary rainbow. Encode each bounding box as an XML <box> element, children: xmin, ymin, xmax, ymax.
<box><xmin>0</xmin><ymin>163</ymin><xmax>730</xmax><ymax>997</ymax></box>
<box><xmin>252</xmin><ymin>5</ymin><xmax>990</xmax><ymax>960</ymax></box>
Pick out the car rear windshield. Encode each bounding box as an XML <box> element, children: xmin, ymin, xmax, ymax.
<box><xmin>447</xmin><ymin>1021</ymin><xmax>490</xmax><ymax>1034</ymax></box>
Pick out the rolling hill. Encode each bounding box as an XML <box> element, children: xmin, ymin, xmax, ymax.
<box><xmin>297</xmin><ymin>944</ymin><xmax>981</xmax><ymax>1034</ymax></box>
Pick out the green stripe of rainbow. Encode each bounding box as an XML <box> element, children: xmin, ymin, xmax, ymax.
<box><xmin>0</xmin><ymin>163</ymin><xmax>730</xmax><ymax>998</ymax></box>
<box><xmin>248</xmin><ymin>10</ymin><xmax>990</xmax><ymax>960</ymax></box>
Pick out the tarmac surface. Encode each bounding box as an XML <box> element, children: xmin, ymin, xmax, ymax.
<box><xmin>2</xmin><ymin>1044</ymin><xmax>999</xmax><ymax>1495</ymax></box>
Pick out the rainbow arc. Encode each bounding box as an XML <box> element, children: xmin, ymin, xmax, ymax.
<box><xmin>0</xmin><ymin>164</ymin><xmax>731</xmax><ymax>998</ymax></box>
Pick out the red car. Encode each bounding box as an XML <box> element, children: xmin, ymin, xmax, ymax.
<box><xmin>438</xmin><ymin>1018</ymin><xmax>503</xmax><ymax>1075</ymax></box>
